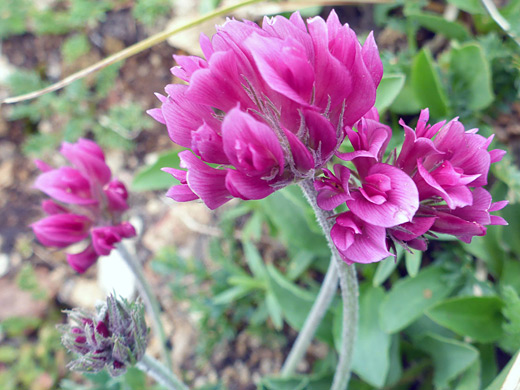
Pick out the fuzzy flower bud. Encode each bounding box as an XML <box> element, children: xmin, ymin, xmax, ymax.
<box><xmin>59</xmin><ymin>295</ymin><xmax>148</xmax><ymax>377</ymax></box>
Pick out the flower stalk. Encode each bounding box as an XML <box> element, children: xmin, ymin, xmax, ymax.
<box><xmin>298</xmin><ymin>178</ymin><xmax>359</xmax><ymax>390</ymax></box>
<box><xmin>116</xmin><ymin>243</ymin><xmax>172</xmax><ymax>369</ymax></box>
<box><xmin>281</xmin><ymin>256</ymin><xmax>338</xmax><ymax>376</ymax></box>
<box><xmin>137</xmin><ymin>354</ymin><xmax>188</xmax><ymax>390</ymax></box>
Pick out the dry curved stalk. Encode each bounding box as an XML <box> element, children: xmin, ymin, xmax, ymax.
<box><xmin>2</xmin><ymin>0</ymin><xmax>394</xmax><ymax>105</ymax></box>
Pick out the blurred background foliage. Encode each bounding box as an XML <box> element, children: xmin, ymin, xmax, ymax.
<box><xmin>1</xmin><ymin>0</ymin><xmax>520</xmax><ymax>389</ymax></box>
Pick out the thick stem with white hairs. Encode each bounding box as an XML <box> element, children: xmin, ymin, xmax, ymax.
<box><xmin>298</xmin><ymin>179</ymin><xmax>359</xmax><ymax>390</ymax></box>
<box><xmin>137</xmin><ymin>354</ymin><xmax>188</xmax><ymax>390</ymax></box>
<box><xmin>116</xmin><ymin>244</ymin><xmax>172</xmax><ymax>369</ymax></box>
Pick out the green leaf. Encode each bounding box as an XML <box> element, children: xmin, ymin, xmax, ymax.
<box><xmin>455</xmin><ymin>358</ymin><xmax>481</xmax><ymax>390</ymax></box>
<box><xmin>265</xmin><ymin>292</ymin><xmax>283</xmax><ymax>330</ymax></box>
<box><xmin>61</xmin><ymin>34</ymin><xmax>91</xmax><ymax>63</ymax></box>
<box><xmin>449</xmin><ymin>43</ymin><xmax>494</xmax><ymax>111</ymax></box>
<box><xmin>411</xmin><ymin>48</ymin><xmax>449</xmax><ymax>119</ymax></box>
<box><xmin>122</xmin><ymin>367</ymin><xmax>146</xmax><ymax>390</ymax></box>
<box><xmin>267</xmin><ymin>265</ymin><xmax>333</xmax><ymax>344</ymax></box>
<box><xmin>447</xmin><ymin>0</ymin><xmax>485</xmax><ymax>14</ymax></box>
<box><xmin>404</xmin><ymin>249</ymin><xmax>422</xmax><ymax>277</ymax></box>
<box><xmin>410</xmin><ymin>11</ymin><xmax>471</xmax><ymax>40</ymax></box>
<box><xmin>375</xmin><ymin>73</ymin><xmax>406</xmax><ymax>113</ymax></box>
<box><xmin>461</xmin><ymin>225</ymin><xmax>505</xmax><ymax>277</ymax></box>
<box><xmin>379</xmin><ymin>266</ymin><xmax>455</xmax><ymax>333</ymax></box>
<box><xmin>212</xmin><ymin>285</ymin><xmax>252</xmax><ymax>305</ymax></box>
<box><xmin>485</xmin><ymin>352</ymin><xmax>519</xmax><ymax>390</ymax></box>
<box><xmin>479</xmin><ymin>344</ymin><xmax>498</xmax><ymax>388</ymax></box>
<box><xmin>373</xmin><ymin>247</ymin><xmax>403</xmax><ymax>286</ymax></box>
<box><xmin>499</xmin><ymin>286</ymin><xmax>520</xmax><ymax>353</ymax></box>
<box><xmin>385</xmin><ymin>335</ymin><xmax>403</xmax><ymax>387</ymax></box>
<box><xmin>427</xmin><ymin>296</ymin><xmax>504</xmax><ymax>343</ymax></box>
<box><xmin>340</xmin><ymin>284</ymin><xmax>391</xmax><ymax>388</ymax></box>
<box><xmin>390</xmin><ymin>75</ymin><xmax>423</xmax><ymax>115</ymax></box>
<box><xmin>243</xmin><ymin>240</ymin><xmax>268</xmax><ymax>281</ymax></box>
<box><xmin>259</xmin><ymin>376</ymin><xmax>308</xmax><ymax>390</ymax></box>
<box><xmin>132</xmin><ymin>149</ymin><xmax>183</xmax><ymax>191</ymax></box>
<box><xmin>418</xmin><ymin>334</ymin><xmax>479</xmax><ymax>389</ymax></box>
<box><xmin>261</xmin><ymin>188</ymin><xmax>328</xmax><ymax>256</ymax></box>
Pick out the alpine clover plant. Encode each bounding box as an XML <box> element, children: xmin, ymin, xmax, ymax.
<box><xmin>148</xmin><ymin>9</ymin><xmax>509</xmax><ymax>389</ymax></box>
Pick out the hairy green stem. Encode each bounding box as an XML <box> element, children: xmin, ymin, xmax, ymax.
<box><xmin>298</xmin><ymin>179</ymin><xmax>359</xmax><ymax>390</ymax></box>
<box><xmin>116</xmin><ymin>244</ymin><xmax>172</xmax><ymax>369</ymax></box>
<box><xmin>281</xmin><ymin>256</ymin><xmax>339</xmax><ymax>376</ymax></box>
<box><xmin>137</xmin><ymin>354</ymin><xmax>188</xmax><ymax>390</ymax></box>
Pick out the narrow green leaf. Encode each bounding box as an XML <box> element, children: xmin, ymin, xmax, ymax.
<box><xmin>418</xmin><ymin>334</ymin><xmax>479</xmax><ymax>389</ymax></box>
<box><xmin>266</xmin><ymin>291</ymin><xmax>284</xmax><ymax>330</ymax></box>
<box><xmin>405</xmin><ymin>249</ymin><xmax>422</xmax><ymax>277</ymax></box>
<box><xmin>243</xmin><ymin>240</ymin><xmax>268</xmax><ymax>281</ymax></box>
<box><xmin>411</xmin><ymin>48</ymin><xmax>449</xmax><ymax>119</ymax></box>
<box><xmin>379</xmin><ymin>266</ymin><xmax>455</xmax><ymax>333</ymax></box>
<box><xmin>373</xmin><ymin>247</ymin><xmax>403</xmax><ymax>286</ymax></box>
<box><xmin>410</xmin><ymin>11</ymin><xmax>471</xmax><ymax>40</ymax></box>
<box><xmin>213</xmin><ymin>285</ymin><xmax>251</xmax><ymax>305</ymax></box>
<box><xmin>426</xmin><ymin>296</ymin><xmax>504</xmax><ymax>343</ymax></box>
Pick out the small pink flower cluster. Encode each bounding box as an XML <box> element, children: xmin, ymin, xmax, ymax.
<box><xmin>149</xmin><ymin>11</ymin><xmax>382</xmax><ymax>209</ymax></box>
<box><xmin>316</xmin><ymin>108</ymin><xmax>508</xmax><ymax>264</ymax></box>
<box><xmin>31</xmin><ymin>139</ymin><xmax>136</xmax><ymax>273</ymax></box>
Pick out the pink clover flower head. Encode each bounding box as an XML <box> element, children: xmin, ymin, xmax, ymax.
<box><xmin>31</xmin><ymin>139</ymin><xmax>136</xmax><ymax>273</ymax></box>
<box><xmin>149</xmin><ymin>10</ymin><xmax>383</xmax><ymax>209</ymax></box>
<box><xmin>318</xmin><ymin>108</ymin><xmax>507</xmax><ymax>264</ymax></box>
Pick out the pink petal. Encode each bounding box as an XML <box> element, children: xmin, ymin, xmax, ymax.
<box><xmin>222</xmin><ymin>108</ymin><xmax>284</xmax><ymax>177</ymax></box>
<box><xmin>191</xmin><ymin>122</ymin><xmax>229</xmax><ymax>164</ymax></box>
<box><xmin>303</xmin><ymin>109</ymin><xmax>339</xmax><ymax>166</ymax></box>
<box><xmin>225</xmin><ymin>169</ymin><xmax>276</xmax><ymax>200</ymax></box>
<box><xmin>162</xmin><ymin>84</ymin><xmax>221</xmax><ymax>148</ymax></box>
<box><xmin>362</xmin><ymin>32</ymin><xmax>383</xmax><ymax>87</ymax></box>
<box><xmin>67</xmin><ymin>245</ymin><xmax>99</xmax><ymax>273</ymax></box>
<box><xmin>283</xmin><ymin>128</ymin><xmax>314</xmax><ymax>173</ymax></box>
<box><xmin>32</xmin><ymin>214</ymin><xmax>92</xmax><ymax>248</ymax></box>
<box><xmin>347</xmin><ymin>163</ymin><xmax>419</xmax><ymax>227</ymax></box>
<box><xmin>34</xmin><ymin>167</ymin><xmax>97</xmax><ymax>205</ymax></box>
<box><xmin>60</xmin><ymin>141</ymin><xmax>111</xmax><ymax>186</ymax></box>
<box><xmin>331</xmin><ymin>212</ymin><xmax>392</xmax><ymax>264</ymax></box>
<box><xmin>245</xmin><ymin>34</ymin><xmax>314</xmax><ymax>106</ymax></box>
<box><xmin>179</xmin><ymin>150</ymin><xmax>231</xmax><ymax>210</ymax></box>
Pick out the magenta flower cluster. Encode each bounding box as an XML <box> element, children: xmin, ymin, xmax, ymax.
<box><xmin>149</xmin><ymin>10</ymin><xmax>382</xmax><ymax>209</ymax></box>
<box><xmin>31</xmin><ymin>139</ymin><xmax>136</xmax><ymax>273</ymax></box>
<box><xmin>149</xmin><ymin>10</ymin><xmax>507</xmax><ymax>265</ymax></box>
<box><xmin>317</xmin><ymin>108</ymin><xmax>507</xmax><ymax>264</ymax></box>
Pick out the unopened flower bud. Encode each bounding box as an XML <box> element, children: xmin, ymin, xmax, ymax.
<box><xmin>59</xmin><ymin>295</ymin><xmax>148</xmax><ymax>376</ymax></box>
